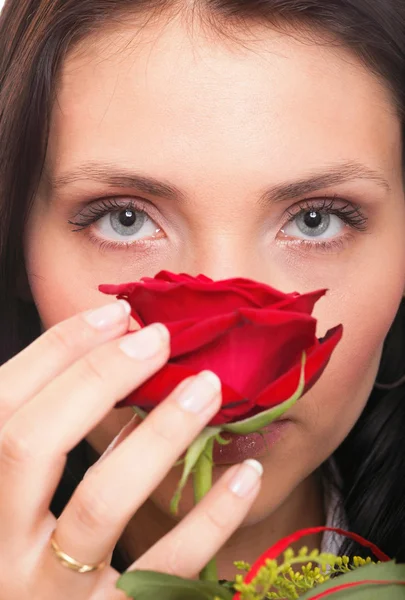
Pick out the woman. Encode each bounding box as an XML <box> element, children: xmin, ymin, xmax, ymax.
<box><xmin>0</xmin><ymin>0</ymin><xmax>404</xmax><ymax>597</ymax></box>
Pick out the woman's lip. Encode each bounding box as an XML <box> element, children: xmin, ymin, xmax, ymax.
<box><xmin>212</xmin><ymin>420</ymin><xmax>290</xmax><ymax>465</ymax></box>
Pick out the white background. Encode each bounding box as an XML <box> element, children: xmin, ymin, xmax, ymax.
<box><xmin>0</xmin><ymin>0</ymin><xmax>5</xmax><ymax>13</ymax></box>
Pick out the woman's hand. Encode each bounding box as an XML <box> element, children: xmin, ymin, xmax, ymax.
<box><xmin>0</xmin><ymin>301</ymin><xmax>262</xmax><ymax>600</ymax></box>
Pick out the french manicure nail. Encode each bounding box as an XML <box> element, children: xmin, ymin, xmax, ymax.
<box><xmin>84</xmin><ymin>300</ymin><xmax>130</xmax><ymax>330</ymax></box>
<box><xmin>228</xmin><ymin>459</ymin><xmax>263</xmax><ymax>498</ymax></box>
<box><xmin>177</xmin><ymin>370</ymin><xmax>221</xmax><ymax>413</ymax></box>
<box><xmin>119</xmin><ymin>323</ymin><xmax>169</xmax><ymax>359</ymax></box>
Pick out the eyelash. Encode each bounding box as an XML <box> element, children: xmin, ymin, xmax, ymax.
<box><xmin>280</xmin><ymin>196</ymin><xmax>367</xmax><ymax>252</ymax></box>
<box><xmin>68</xmin><ymin>197</ymin><xmax>144</xmax><ymax>232</ymax></box>
<box><xmin>68</xmin><ymin>197</ymin><xmax>157</xmax><ymax>251</ymax></box>
<box><xmin>68</xmin><ymin>195</ymin><xmax>368</xmax><ymax>252</ymax></box>
<box><xmin>285</xmin><ymin>196</ymin><xmax>367</xmax><ymax>230</ymax></box>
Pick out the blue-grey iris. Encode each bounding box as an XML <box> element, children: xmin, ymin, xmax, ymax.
<box><xmin>110</xmin><ymin>209</ymin><xmax>146</xmax><ymax>236</ymax></box>
<box><xmin>296</xmin><ymin>210</ymin><xmax>330</xmax><ymax>237</ymax></box>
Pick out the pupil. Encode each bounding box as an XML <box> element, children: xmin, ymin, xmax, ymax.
<box><xmin>304</xmin><ymin>211</ymin><xmax>322</xmax><ymax>228</ymax></box>
<box><xmin>119</xmin><ymin>209</ymin><xmax>137</xmax><ymax>227</ymax></box>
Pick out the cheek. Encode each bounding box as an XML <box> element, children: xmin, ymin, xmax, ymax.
<box><xmin>304</xmin><ymin>265</ymin><xmax>404</xmax><ymax>446</ymax></box>
<box><xmin>25</xmin><ymin>214</ymin><xmax>103</xmax><ymax>327</ymax></box>
<box><xmin>314</xmin><ymin>255</ymin><xmax>405</xmax><ymax>404</ymax></box>
<box><xmin>305</xmin><ymin>219</ymin><xmax>405</xmax><ymax>422</ymax></box>
<box><xmin>25</xmin><ymin>209</ymin><xmax>143</xmax><ymax>328</ymax></box>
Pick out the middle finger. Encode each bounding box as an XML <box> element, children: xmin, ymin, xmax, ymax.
<box><xmin>55</xmin><ymin>370</ymin><xmax>222</xmax><ymax>566</ymax></box>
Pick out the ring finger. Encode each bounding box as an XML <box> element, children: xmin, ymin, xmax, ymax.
<box><xmin>132</xmin><ymin>459</ymin><xmax>263</xmax><ymax>579</ymax></box>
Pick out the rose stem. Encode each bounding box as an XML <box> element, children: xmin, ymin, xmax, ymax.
<box><xmin>193</xmin><ymin>437</ymin><xmax>218</xmax><ymax>582</ymax></box>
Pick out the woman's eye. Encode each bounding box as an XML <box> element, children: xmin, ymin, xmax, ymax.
<box><xmin>281</xmin><ymin>209</ymin><xmax>345</xmax><ymax>240</ymax></box>
<box><xmin>94</xmin><ymin>207</ymin><xmax>161</xmax><ymax>242</ymax></box>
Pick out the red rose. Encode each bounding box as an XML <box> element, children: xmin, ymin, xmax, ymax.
<box><xmin>99</xmin><ymin>271</ymin><xmax>342</xmax><ymax>426</ymax></box>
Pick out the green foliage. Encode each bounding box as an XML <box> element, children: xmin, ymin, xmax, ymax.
<box><xmin>300</xmin><ymin>560</ymin><xmax>405</xmax><ymax>599</ymax></box>
<box><xmin>170</xmin><ymin>426</ymin><xmax>221</xmax><ymax>515</ymax></box>
<box><xmin>116</xmin><ymin>570</ymin><xmax>233</xmax><ymax>600</ymax></box>
<box><xmin>116</xmin><ymin>552</ymin><xmax>405</xmax><ymax>600</ymax></box>
<box><xmin>233</xmin><ymin>546</ymin><xmax>377</xmax><ymax>600</ymax></box>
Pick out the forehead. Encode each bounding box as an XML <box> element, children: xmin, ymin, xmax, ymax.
<box><xmin>46</xmin><ymin>15</ymin><xmax>401</xmax><ymax>184</ymax></box>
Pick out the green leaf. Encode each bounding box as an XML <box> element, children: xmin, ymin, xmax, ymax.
<box><xmin>170</xmin><ymin>426</ymin><xmax>221</xmax><ymax>515</ymax></box>
<box><xmin>222</xmin><ymin>352</ymin><xmax>306</xmax><ymax>435</ymax></box>
<box><xmin>300</xmin><ymin>560</ymin><xmax>405</xmax><ymax>599</ymax></box>
<box><xmin>215</xmin><ymin>433</ymin><xmax>232</xmax><ymax>446</ymax></box>
<box><xmin>116</xmin><ymin>570</ymin><xmax>233</xmax><ymax>600</ymax></box>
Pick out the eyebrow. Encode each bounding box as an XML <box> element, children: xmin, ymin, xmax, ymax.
<box><xmin>48</xmin><ymin>162</ymin><xmax>186</xmax><ymax>202</ymax></box>
<box><xmin>259</xmin><ymin>161</ymin><xmax>391</xmax><ymax>204</ymax></box>
<box><xmin>48</xmin><ymin>160</ymin><xmax>391</xmax><ymax>203</ymax></box>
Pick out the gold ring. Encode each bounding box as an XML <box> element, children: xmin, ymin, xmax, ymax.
<box><xmin>49</xmin><ymin>530</ymin><xmax>107</xmax><ymax>574</ymax></box>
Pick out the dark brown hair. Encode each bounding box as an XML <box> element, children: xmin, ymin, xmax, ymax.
<box><xmin>0</xmin><ymin>0</ymin><xmax>404</xmax><ymax>561</ymax></box>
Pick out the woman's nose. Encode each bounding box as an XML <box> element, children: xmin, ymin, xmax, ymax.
<box><xmin>166</xmin><ymin>219</ymin><xmax>293</xmax><ymax>290</ymax></box>
<box><xmin>177</xmin><ymin>242</ymin><xmax>267</xmax><ymax>283</ymax></box>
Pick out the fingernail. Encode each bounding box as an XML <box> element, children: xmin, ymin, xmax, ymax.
<box><xmin>228</xmin><ymin>459</ymin><xmax>263</xmax><ymax>498</ymax></box>
<box><xmin>84</xmin><ymin>300</ymin><xmax>130</xmax><ymax>329</ymax></box>
<box><xmin>177</xmin><ymin>370</ymin><xmax>221</xmax><ymax>413</ymax></box>
<box><xmin>119</xmin><ymin>323</ymin><xmax>169</xmax><ymax>359</ymax></box>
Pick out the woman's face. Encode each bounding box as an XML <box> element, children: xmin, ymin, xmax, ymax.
<box><xmin>25</xmin><ymin>13</ymin><xmax>405</xmax><ymax>522</ymax></box>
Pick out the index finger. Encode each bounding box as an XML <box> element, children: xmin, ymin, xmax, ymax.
<box><xmin>0</xmin><ymin>300</ymin><xmax>133</xmax><ymax>425</ymax></box>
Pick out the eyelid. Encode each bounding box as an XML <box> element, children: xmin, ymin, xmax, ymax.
<box><xmin>285</xmin><ymin>195</ymin><xmax>352</xmax><ymax>215</ymax></box>
<box><xmin>69</xmin><ymin>195</ymin><xmax>152</xmax><ymax>220</ymax></box>
<box><xmin>67</xmin><ymin>196</ymin><xmax>162</xmax><ymax>231</ymax></box>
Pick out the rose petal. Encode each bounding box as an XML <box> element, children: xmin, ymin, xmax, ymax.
<box><xmin>170</xmin><ymin>312</ymin><xmax>317</xmax><ymax>398</ymax></box>
<box><xmin>100</xmin><ymin>283</ymin><xmax>268</xmax><ymax>321</ymax></box>
<box><xmin>163</xmin><ymin>317</ymin><xmax>200</xmax><ymax>337</ymax></box>
<box><xmin>102</xmin><ymin>272</ymin><xmax>342</xmax><ymax>426</ymax></box>
<box><xmin>169</xmin><ymin>311</ymin><xmax>240</xmax><ymax>356</ymax></box>
<box><xmin>274</xmin><ymin>289</ymin><xmax>327</xmax><ymax>314</ymax></box>
<box><xmin>117</xmin><ymin>363</ymin><xmax>252</xmax><ymax>423</ymax></box>
<box><xmin>99</xmin><ymin>275</ymin><xmax>293</xmax><ymax>322</ymax></box>
<box><xmin>254</xmin><ymin>324</ymin><xmax>343</xmax><ymax>408</ymax></box>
